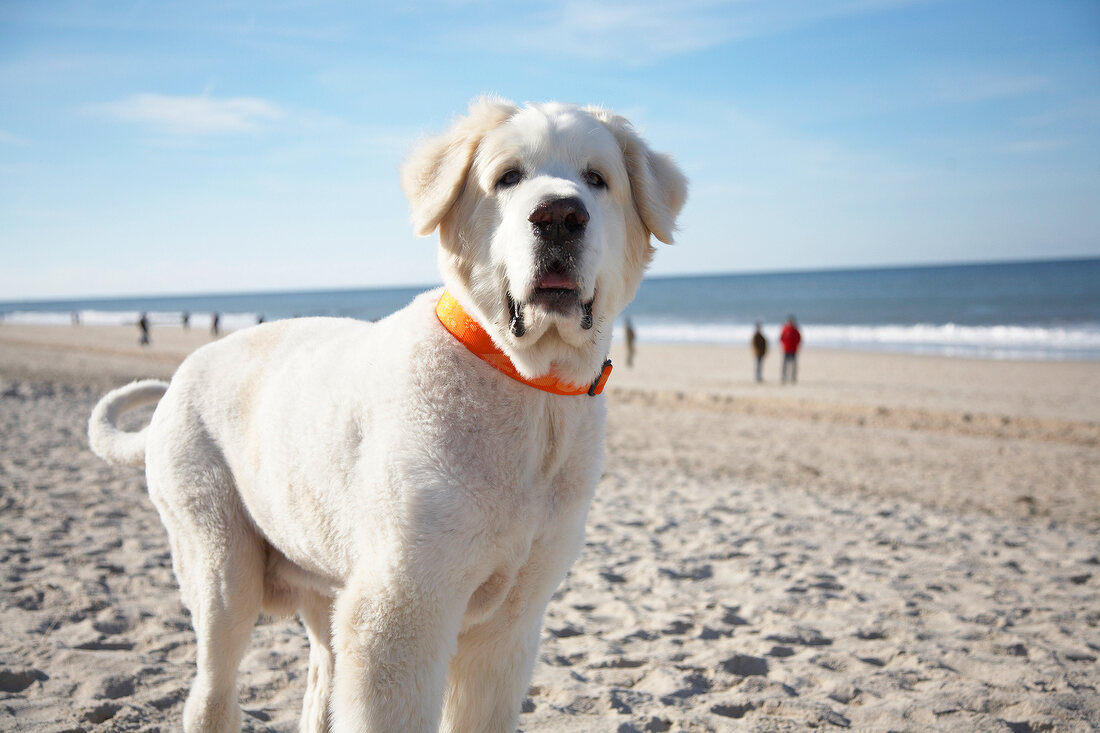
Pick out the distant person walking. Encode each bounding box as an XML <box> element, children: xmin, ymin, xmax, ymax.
<box><xmin>138</xmin><ymin>312</ymin><xmax>150</xmax><ymax>346</ymax></box>
<box><xmin>751</xmin><ymin>323</ymin><xmax>767</xmax><ymax>382</ymax></box>
<box><xmin>780</xmin><ymin>316</ymin><xmax>801</xmax><ymax>384</ymax></box>
<box><xmin>624</xmin><ymin>317</ymin><xmax>636</xmax><ymax>368</ymax></box>
<box><xmin>182</xmin><ymin>311</ymin><xmax>190</xmax><ymax>329</ymax></box>
<box><xmin>210</xmin><ymin>312</ymin><xmax>220</xmax><ymax>337</ymax></box>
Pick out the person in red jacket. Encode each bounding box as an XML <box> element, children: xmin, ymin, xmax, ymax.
<box><xmin>780</xmin><ymin>316</ymin><xmax>801</xmax><ymax>384</ymax></box>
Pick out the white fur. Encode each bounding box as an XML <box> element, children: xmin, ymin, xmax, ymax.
<box><xmin>88</xmin><ymin>99</ymin><xmax>686</xmax><ymax>733</ymax></box>
<box><xmin>88</xmin><ymin>379</ymin><xmax>168</xmax><ymax>466</ymax></box>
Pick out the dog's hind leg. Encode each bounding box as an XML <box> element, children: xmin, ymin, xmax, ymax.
<box><xmin>149</xmin><ymin>456</ymin><xmax>265</xmax><ymax>733</ymax></box>
<box><xmin>298</xmin><ymin>591</ymin><xmax>334</xmax><ymax>733</ymax></box>
<box><xmin>177</xmin><ymin>524</ymin><xmax>265</xmax><ymax>733</ymax></box>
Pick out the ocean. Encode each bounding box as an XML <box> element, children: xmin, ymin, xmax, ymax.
<box><xmin>2</xmin><ymin>258</ymin><xmax>1098</xmax><ymax>361</ymax></box>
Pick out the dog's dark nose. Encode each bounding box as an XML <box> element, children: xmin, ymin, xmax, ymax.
<box><xmin>529</xmin><ymin>197</ymin><xmax>589</xmax><ymax>242</ymax></box>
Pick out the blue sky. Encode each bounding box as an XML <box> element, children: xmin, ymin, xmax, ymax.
<box><xmin>2</xmin><ymin>0</ymin><xmax>1098</xmax><ymax>300</ymax></box>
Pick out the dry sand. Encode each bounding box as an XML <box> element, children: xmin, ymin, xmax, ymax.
<box><xmin>1</xmin><ymin>323</ymin><xmax>1098</xmax><ymax>731</ymax></box>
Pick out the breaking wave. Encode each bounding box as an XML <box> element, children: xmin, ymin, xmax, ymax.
<box><xmin>632</xmin><ymin>321</ymin><xmax>1100</xmax><ymax>361</ymax></box>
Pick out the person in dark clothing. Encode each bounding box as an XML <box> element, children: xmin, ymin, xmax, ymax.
<box><xmin>138</xmin><ymin>312</ymin><xmax>150</xmax><ymax>346</ymax></box>
<box><xmin>751</xmin><ymin>323</ymin><xmax>767</xmax><ymax>382</ymax></box>
<box><xmin>780</xmin><ymin>316</ymin><xmax>801</xmax><ymax>384</ymax></box>
<box><xmin>211</xmin><ymin>312</ymin><xmax>220</xmax><ymax>337</ymax></box>
<box><xmin>624</xmin><ymin>317</ymin><xmax>636</xmax><ymax>367</ymax></box>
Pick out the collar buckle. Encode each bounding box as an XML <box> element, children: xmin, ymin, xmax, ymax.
<box><xmin>588</xmin><ymin>359</ymin><xmax>613</xmax><ymax>396</ymax></box>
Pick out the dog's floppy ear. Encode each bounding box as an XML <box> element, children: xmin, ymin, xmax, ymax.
<box><xmin>588</xmin><ymin>109</ymin><xmax>688</xmax><ymax>244</ymax></box>
<box><xmin>402</xmin><ymin>96</ymin><xmax>519</xmax><ymax>236</ymax></box>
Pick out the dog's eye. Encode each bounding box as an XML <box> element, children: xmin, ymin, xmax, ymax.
<box><xmin>583</xmin><ymin>169</ymin><xmax>607</xmax><ymax>189</ymax></box>
<box><xmin>496</xmin><ymin>169</ymin><xmax>522</xmax><ymax>189</ymax></box>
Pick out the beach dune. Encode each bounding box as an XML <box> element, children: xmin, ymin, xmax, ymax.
<box><xmin>1</xmin><ymin>324</ymin><xmax>1098</xmax><ymax>731</ymax></box>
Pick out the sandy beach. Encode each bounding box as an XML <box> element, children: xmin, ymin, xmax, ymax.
<box><xmin>2</xmin><ymin>322</ymin><xmax>1098</xmax><ymax>731</ymax></box>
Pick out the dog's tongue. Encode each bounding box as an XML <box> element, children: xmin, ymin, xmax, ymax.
<box><xmin>537</xmin><ymin>273</ymin><xmax>576</xmax><ymax>290</ymax></box>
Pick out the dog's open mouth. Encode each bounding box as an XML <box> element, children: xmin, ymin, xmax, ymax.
<box><xmin>532</xmin><ymin>272</ymin><xmax>580</xmax><ymax>312</ymax></box>
<box><xmin>508</xmin><ymin>273</ymin><xmax>594</xmax><ymax>337</ymax></box>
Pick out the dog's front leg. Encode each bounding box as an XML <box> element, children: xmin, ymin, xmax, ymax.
<box><xmin>440</xmin><ymin>541</ymin><xmax>580</xmax><ymax>733</ymax></box>
<box><xmin>330</xmin><ymin>566</ymin><xmax>464</xmax><ymax>732</ymax></box>
<box><xmin>439</xmin><ymin>614</ymin><xmax>543</xmax><ymax>733</ymax></box>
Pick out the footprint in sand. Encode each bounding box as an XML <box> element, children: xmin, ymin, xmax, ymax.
<box><xmin>98</xmin><ymin>675</ymin><xmax>137</xmax><ymax>700</ymax></box>
<box><xmin>83</xmin><ymin>702</ymin><xmax>121</xmax><ymax>724</ymax></box>
<box><xmin>721</xmin><ymin>654</ymin><xmax>768</xmax><ymax>677</ymax></box>
<box><xmin>0</xmin><ymin>668</ymin><xmax>48</xmax><ymax>693</ymax></box>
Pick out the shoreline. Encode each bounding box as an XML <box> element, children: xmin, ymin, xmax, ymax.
<box><xmin>4</xmin><ymin>322</ymin><xmax>1100</xmax><ymax>414</ymax></box>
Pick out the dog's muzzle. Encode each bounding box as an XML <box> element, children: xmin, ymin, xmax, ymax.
<box><xmin>509</xmin><ymin>196</ymin><xmax>595</xmax><ymax>338</ymax></box>
<box><xmin>529</xmin><ymin>196</ymin><xmax>588</xmax><ymax>246</ymax></box>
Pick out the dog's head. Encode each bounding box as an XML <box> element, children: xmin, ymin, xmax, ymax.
<box><xmin>402</xmin><ymin>98</ymin><xmax>687</xmax><ymax>387</ymax></box>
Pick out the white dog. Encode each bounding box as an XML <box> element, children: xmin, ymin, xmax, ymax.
<box><xmin>89</xmin><ymin>98</ymin><xmax>686</xmax><ymax>732</ymax></box>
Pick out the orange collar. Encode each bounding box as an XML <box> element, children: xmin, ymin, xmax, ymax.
<box><xmin>435</xmin><ymin>290</ymin><xmax>612</xmax><ymax>396</ymax></box>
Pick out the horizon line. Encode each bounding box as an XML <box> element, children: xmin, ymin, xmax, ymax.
<box><xmin>2</xmin><ymin>253</ymin><xmax>1097</xmax><ymax>307</ymax></box>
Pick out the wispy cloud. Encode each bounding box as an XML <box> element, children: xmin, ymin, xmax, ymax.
<box><xmin>88</xmin><ymin>93</ymin><xmax>283</xmax><ymax>135</ymax></box>
<box><xmin>0</xmin><ymin>128</ymin><xmax>29</xmax><ymax>146</ymax></box>
<box><xmin>930</xmin><ymin>73</ymin><xmax>1050</xmax><ymax>105</ymax></box>
<box><xmin>455</xmin><ymin>0</ymin><xmax>930</xmax><ymax>66</ymax></box>
<box><xmin>1003</xmin><ymin>138</ymin><xmax>1070</xmax><ymax>154</ymax></box>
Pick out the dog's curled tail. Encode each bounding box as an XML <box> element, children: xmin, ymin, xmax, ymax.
<box><xmin>88</xmin><ymin>379</ymin><xmax>169</xmax><ymax>468</ymax></box>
